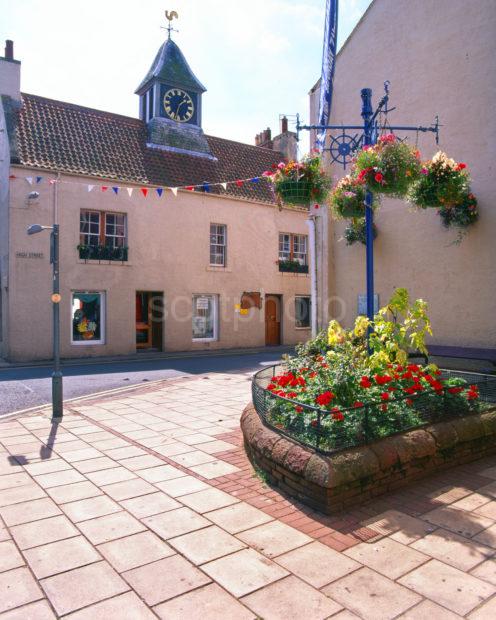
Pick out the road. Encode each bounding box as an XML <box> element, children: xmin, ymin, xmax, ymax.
<box><xmin>0</xmin><ymin>351</ymin><xmax>285</xmax><ymax>417</ymax></box>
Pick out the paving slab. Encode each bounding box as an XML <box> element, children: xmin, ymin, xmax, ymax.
<box><xmin>97</xmin><ymin>531</ymin><xmax>174</xmax><ymax>572</ymax></box>
<box><xmin>23</xmin><ymin>535</ymin><xmax>101</xmax><ymax>578</ymax></box>
<box><xmin>0</xmin><ymin>567</ymin><xmax>43</xmax><ymax>614</ymax></box>
<box><xmin>169</xmin><ymin>525</ymin><xmax>246</xmax><ymax>565</ymax></box>
<box><xmin>10</xmin><ymin>514</ymin><xmax>79</xmax><ymax>550</ymax></box>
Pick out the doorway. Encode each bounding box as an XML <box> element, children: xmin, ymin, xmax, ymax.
<box><xmin>136</xmin><ymin>291</ymin><xmax>163</xmax><ymax>351</ymax></box>
<box><xmin>265</xmin><ymin>295</ymin><xmax>281</xmax><ymax>346</ymax></box>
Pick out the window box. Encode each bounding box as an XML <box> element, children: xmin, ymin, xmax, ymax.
<box><xmin>78</xmin><ymin>245</ymin><xmax>128</xmax><ymax>262</ymax></box>
<box><xmin>278</xmin><ymin>259</ymin><xmax>309</xmax><ymax>274</ymax></box>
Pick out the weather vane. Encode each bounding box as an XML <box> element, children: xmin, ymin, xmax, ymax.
<box><xmin>163</xmin><ymin>10</ymin><xmax>179</xmax><ymax>39</ymax></box>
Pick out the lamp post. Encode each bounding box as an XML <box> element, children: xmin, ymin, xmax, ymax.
<box><xmin>27</xmin><ymin>223</ymin><xmax>63</xmax><ymax>419</ymax></box>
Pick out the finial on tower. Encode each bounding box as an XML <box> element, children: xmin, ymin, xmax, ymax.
<box><xmin>164</xmin><ymin>10</ymin><xmax>179</xmax><ymax>39</ymax></box>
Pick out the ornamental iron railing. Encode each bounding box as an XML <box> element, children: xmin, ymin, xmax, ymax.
<box><xmin>251</xmin><ymin>364</ymin><xmax>496</xmax><ymax>455</ymax></box>
<box><xmin>78</xmin><ymin>245</ymin><xmax>128</xmax><ymax>262</ymax></box>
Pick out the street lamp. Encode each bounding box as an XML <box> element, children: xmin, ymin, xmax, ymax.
<box><xmin>27</xmin><ymin>223</ymin><xmax>63</xmax><ymax>419</ymax></box>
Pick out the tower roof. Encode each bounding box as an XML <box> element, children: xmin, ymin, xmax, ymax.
<box><xmin>135</xmin><ymin>38</ymin><xmax>206</xmax><ymax>94</ymax></box>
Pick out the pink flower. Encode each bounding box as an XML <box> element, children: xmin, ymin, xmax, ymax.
<box><xmin>421</xmin><ymin>168</ymin><xmax>429</xmax><ymax>175</ymax></box>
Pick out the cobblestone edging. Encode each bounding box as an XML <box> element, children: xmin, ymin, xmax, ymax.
<box><xmin>241</xmin><ymin>403</ymin><xmax>496</xmax><ymax>514</ymax></box>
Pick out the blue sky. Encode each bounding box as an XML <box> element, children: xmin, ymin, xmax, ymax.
<box><xmin>1</xmin><ymin>0</ymin><xmax>372</xmax><ymax>146</ymax></box>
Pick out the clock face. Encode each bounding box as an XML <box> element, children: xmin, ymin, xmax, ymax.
<box><xmin>163</xmin><ymin>88</ymin><xmax>194</xmax><ymax>123</ymax></box>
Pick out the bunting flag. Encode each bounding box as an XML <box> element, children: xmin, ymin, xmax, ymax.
<box><xmin>36</xmin><ymin>176</ymin><xmax>43</xmax><ymax>184</ymax></box>
<box><xmin>25</xmin><ymin>177</ymin><xmax>33</xmax><ymax>185</ymax></box>
<box><xmin>156</xmin><ymin>188</ymin><xmax>163</xmax><ymax>197</ymax></box>
<box><xmin>9</xmin><ymin>175</ymin><xmax>16</xmax><ymax>179</ymax></box>
<box><xmin>235</xmin><ymin>180</ymin><xmax>243</xmax><ymax>187</ymax></box>
<box><xmin>101</xmin><ymin>186</ymin><xmax>108</xmax><ymax>192</ymax></box>
<box><xmin>250</xmin><ymin>177</ymin><xmax>260</xmax><ymax>183</ymax></box>
<box><xmin>126</xmin><ymin>187</ymin><xmax>134</xmax><ymax>197</ymax></box>
<box><xmin>112</xmin><ymin>187</ymin><xmax>119</xmax><ymax>195</ymax></box>
<box><xmin>140</xmin><ymin>188</ymin><xmax>148</xmax><ymax>197</ymax></box>
<box><xmin>185</xmin><ymin>186</ymin><xmax>194</xmax><ymax>191</ymax></box>
<box><xmin>88</xmin><ymin>185</ymin><xmax>95</xmax><ymax>192</ymax></box>
<box><xmin>202</xmin><ymin>182</ymin><xmax>210</xmax><ymax>193</ymax></box>
<box><xmin>221</xmin><ymin>182</ymin><xmax>227</xmax><ymax>190</ymax></box>
<box><xmin>170</xmin><ymin>187</ymin><xmax>178</xmax><ymax>196</ymax></box>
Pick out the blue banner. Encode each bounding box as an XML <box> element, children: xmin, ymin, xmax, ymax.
<box><xmin>317</xmin><ymin>0</ymin><xmax>338</xmax><ymax>151</ymax></box>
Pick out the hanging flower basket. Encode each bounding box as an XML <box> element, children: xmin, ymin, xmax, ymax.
<box><xmin>343</xmin><ymin>218</ymin><xmax>378</xmax><ymax>246</ymax></box>
<box><xmin>408</xmin><ymin>151</ymin><xmax>470</xmax><ymax>209</ymax></box>
<box><xmin>329</xmin><ymin>175</ymin><xmax>379</xmax><ymax>219</ymax></box>
<box><xmin>266</xmin><ymin>154</ymin><xmax>330</xmax><ymax>206</ymax></box>
<box><xmin>439</xmin><ymin>192</ymin><xmax>479</xmax><ymax>230</ymax></box>
<box><xmin>354</xmin><ymin>134</ymin><xmax>421</xmax><ymax>198</ymax></box>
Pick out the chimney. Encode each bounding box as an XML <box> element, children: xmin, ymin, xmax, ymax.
<box><xmin>0</xmin><ymin>39</ymin><xmax>21</xmax><ymax>101</ymax></box>
<box><xmin>272</xmin><ymin>115</ymin><xmax>297</xmax><ymax>161</ymax></box>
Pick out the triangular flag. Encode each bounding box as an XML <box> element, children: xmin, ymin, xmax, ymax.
<box><xmin>250</xmin><ymin>177</ymin><xmax>260</xmax><ymax>183</ymax></box>
<box><xmin>235</xmin><ymin>180</ymin><xmax>243</xmax><ymax>187</ymax></box>
<box><xmin>49</xmin><ymin>179</ymin><xmax>57</xmax><ymax>185</ymax></box>
<box><xmin>170</xmin><ymin>187</ymin><xmax>178</xmax><ymax>196</ymax></box>
<box><xmin>36</xmin><ymin>176</ymin><xmax>43</xmax><ymax>184</ymax></box>
<box><xmin>112</xmin><ymin>187</ymin><xmax>119</xmax><ymax>195</ymax></box>
<box><xmin>88</xmin><ymin>185</ymin><xmax>95</xmax><ymax>192</ymax></box>
<box><xmin>126</xmin><ymin>188</ymin><xmax>133</xmax><ymax>197</ymax></box>
<box><xmin>185</xmin><ymin>186</ymin><xmax>195</xmax><ymax>191</ymax></box>
<box><xmin>9</xmin><ymin>175</ymin><xmax>16</xmax><ymax>179</ymax></box>
<box><xmin>221</xmin><ymin>182</ymin><xmax>227</xmax><ymax>190</ymax></box>
<box><xmin>101</xmin><ymin>186</ymin><xmax>108</xmax><ymax>192</ymax></box>
<box><xmin>156</xmin><ymin>188</ymin><xmax>163</xmax><ymax>197</ymax></box>
<box><xmin>202</xmin><ymin>182</ymin><xmax>210</xmax><ymax>193</ymax></box>
<box><xmin>25</xmin><ymin>177</ymin><xmax>33</xmax><ymax>185</ymax></box>
<box><xmin>140</xmin><ymin>188</ymin><xmax>148</xmax><ymax>197</ymax></box>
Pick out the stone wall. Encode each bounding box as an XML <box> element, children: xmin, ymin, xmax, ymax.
<box><xmin>241</xmin><ymin>403</ymin><xmax>496</xmax><ymax>514</ymax></box>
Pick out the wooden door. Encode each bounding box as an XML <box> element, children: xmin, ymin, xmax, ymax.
<box><xmin>265</xmin><ymin>297</ymin><xmax>280</xmax><ymax>345</ymax></box>
<box><xmin>136</xmin><ymin>292</ymin><xmax>152</xmax><ymax>349</ymax></box>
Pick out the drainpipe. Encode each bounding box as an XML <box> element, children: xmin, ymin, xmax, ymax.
<box><xmin>306</xmin><ymin>215</ymin><xmax>318</xmax><ymax>338</ymax></box>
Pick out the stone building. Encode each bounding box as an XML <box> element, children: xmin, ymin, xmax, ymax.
<box><xmin>309</xmin><ymin>0</ymin><xmax>496</xmax><ymax>351</ymax></box>
<box><xmin>0</xmin><ymin>34</ymin><xmax>310</xmax><ymax>362</ymax></box>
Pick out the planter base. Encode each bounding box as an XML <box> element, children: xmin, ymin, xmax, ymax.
<box><xmin>241</xmin><ymin>403</ymin><xmax>496</xmax><ymax>514</ymax></box>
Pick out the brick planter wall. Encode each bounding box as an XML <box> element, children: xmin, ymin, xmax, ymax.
<box><xmin>241</xmin><ymin>403</ymin><xmax>496</xmax><ymax>514</ymax></box>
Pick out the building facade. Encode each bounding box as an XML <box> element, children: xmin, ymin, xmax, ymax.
<box><xmin>309</xmin><ymin>0</ymin><xmax>496</xmax><ymax>349</ymax></box>
<box><xmin>0</xmin><ymin>36</ymin><xmax>311</xmax><ymax>362</ymax></box>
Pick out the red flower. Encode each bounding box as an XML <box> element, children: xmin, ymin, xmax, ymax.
<box><xmin>456</xmin><ymin>163</ymin><xmax>467</xmax><ymax>170</ymax></box>
<box><xmin>315</xmin><ymin>391</ymin><xmax>335</xmax><ymax>406</ymax></box>
<box><xmin>375</xmin><ymin>374</ymin><xmax>392</xmax><ymax>385</ymax></box>
<box><xmin>309</xmin><ymin>371</ymin><xmax>317</xmax><ymax>379</ymax></box>
<box><xmin>467</xmin><ymin>390</ymin><xmax>479</xmax><ymax>401</ymax></box>
<box><xmin>407</xmin><ymin>364</ymin><xmax>420</xmax><ymax>372</ymax></box>
<box><xmin>404</xmin><ymin>386</ymin><xmax>417</xmax><ymax>395</ymax></box>
<box><xmin>360</xmin><ymin>376</ymin><xmax>372</xmax><ymax>389</ymax></box>
<box><xmin>353</xmin><ymin>401</ymin><xmax>365</xmax><ymax>408</ymax></box>
<box><xmin>448</xmin><ymin>386</ymin><xmax>463</xmax><ymax>395</ymax></box>
<box><xmin>406</xmin><ymin>398</ymin><xmax>414</xmax><ymax>406</ymax></box>
<box><xmin>331</xmin><ymin>407</ymin><xmax>344</xmax><ymax>421</ymax></box>
<box><xmin>295</xmin><ymin>406</ymin><xmax>303</xmax><ymax>413</ymax></box>
<box><xmin>374</xmin><ymin>172</ymin><xmax>384</xmax><ymax>183</ymax></box>
<box><xmin>388</xmin><ymin>386</ymin><xmax>398</xmax><ymax>392</ymax></box>
<box><xmin>267</xmin><ymin>383</ymin><xmax>276</xmax><ymax>391</ymax></box>
<box><xmin>381</xmin><ymin>392</ymin><xmax>390</xmax><ymax>401</ymax></box>
<box><xmin>381</xmin><ymin>404</ymin><xmax>388</xmax><ymax>412</ymax></box>
<box><xmin>310</xmin><ymin>419</ymin><xmax>318</xmax><ymax>428</ymax></box>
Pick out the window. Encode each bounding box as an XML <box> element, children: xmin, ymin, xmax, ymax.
<box><xmin>71</xmin><ymin>292</ymin><xmax>105</xmax><ymax>345</ymax></box>
<box><xmin>79</xmin><ymin>211</ymin><xmax>127</xmax><ymax>260</ymax></box>
<box><xmin>295</xmin><ymin>296</ymin><xmax>311</xmax><ymax>328</ymax></box>
<box><xmin>80</xmin><ymin>211</ymin><xmax>100</xmax><ymax>246</ymax></box>
<box><xmin>192</xmin><ymin>294</ymin><xmax>218</xmax><ymax>341</ymax></box>
<box><xmin>279</xmin><ymin>233</ymin><xmax>308</xmax><ymax>265</ymax></box>
<box><xmin>210</xmin><ymin>224</ymin><xmax>226</xmax><ymax>266</ymax></box>
<box><xmin>105</xmin><ymin>213</ymin><xmax>126</xmax><ymax>248</ymax></box>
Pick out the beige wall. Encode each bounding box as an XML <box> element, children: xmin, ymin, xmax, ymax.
<box><xmin>6</xmin><ymin>167</ymin><xmax>311</xmax><ymax>361</ymax></box>
<box><xmin>312</xmin><ymin>0</ymin><xmax>496</xmax><ymax>347</ymax></box>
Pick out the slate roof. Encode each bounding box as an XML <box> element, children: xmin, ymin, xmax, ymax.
<box><xmin>135</xmin><ymin>38</ymin><xmax>206</xmax><ymax>94</ymax></box>
<box><xmin>12</xmin><ymin>93</ymin><xmax>283</xmax><ymax>204</ymax></box>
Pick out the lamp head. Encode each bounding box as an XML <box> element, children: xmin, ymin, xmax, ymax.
<box><xmin>27</xmin><ymin>224</ymin><xmax>44</xmax><ymax>235</ymax></box>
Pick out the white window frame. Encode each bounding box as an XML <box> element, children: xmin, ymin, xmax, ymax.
<box><xmin>279</xmin><ymin>233</ymin><xmax>291</xmax><ymax>261</ymax></box>
<box><xmin>293</xmin><ymin>234</ymin><xmax>308</xmax><ymax>265</ymax></box>
<box><xmin>192</xmin><ymin>294</ymin><xmax>219</xmax><ymax>342</ymax></box>
<box><xmin>105</xmin><ymin>213</ymin><xmax>127</xmax><ymax>248</ymax></box>
<box><xmin>209</xmin><ymin>224</ymin><xmax>227</xmax><ymax>267</ymax></box>
<box><xmin>71</xmin><ymin>291</ymin><xmax>106</xmax><ymax>346</ymax></box>
<box><xmin>295</xmin><ymin>296</ymin><xmax>311</xmax><ymax>328</ymax></box>
<box><xmin>80</xmin><ymin>210</ymin><xmax>101</xmax><ymax>246</ymax></box>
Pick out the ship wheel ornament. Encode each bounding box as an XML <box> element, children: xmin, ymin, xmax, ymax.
<box><xmin>328</xmin><ymin>131</ymin><xmax>363</xmax><ymax>169</ymax></box>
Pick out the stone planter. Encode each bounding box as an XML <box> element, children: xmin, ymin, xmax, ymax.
<box><xmin>241</xmin><ymin>402</ymin><xmax>496</xmax><ymax>514</ymax></box>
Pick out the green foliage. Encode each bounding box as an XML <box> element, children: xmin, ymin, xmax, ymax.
<box><xmin>343</xmin><ymin>219</ymin><xmax>378</xmax><ymax>246</ymax></box>
<box><xmin>439</xmin><ymin>191</ymin><xmax>479</xmax><ymax>240</ymax></box>
<box><xmin>354</xmin><ymin>135</ymin><xmax>421</xmax><ymax>198</ymax></box>
<box><xmin>329</xmin><ymin>175</ymin><xmax>379</xmax><ymax>219</ymax></box>
<box><xmin>408</xmin><ymin>151</ymin><xmax>470</xmax><ymax>208</ymax></box>
<box><xmin>270</xmin><ymin>154</ymin><xmax>330</xmax><ymax>205</ymax></box>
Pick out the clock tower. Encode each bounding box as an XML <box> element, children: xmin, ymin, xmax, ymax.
<box><xmin>135</xmin><ymin>15</ymin><xmax>214</xmax><ymax>159</ymax></box>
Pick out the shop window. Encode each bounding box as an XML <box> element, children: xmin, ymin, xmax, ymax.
<box><xmin>72</xmin><ymin>292</ymin><xmax>105</xmax><ymax>344</ymax></box>
<box><xmin>295</xmin><ymin>296</ymin><xmax>311</xmax><ymax>328</ymax></box>
<box><xmin>192</xmin><ymin>294</ymin><xmax>218</xmax><ymax>341</ymax></box>
<box><xmin>210</xmin><ymin>224</ymin><xmax>226</xmax><ymax>266</ymax></box>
